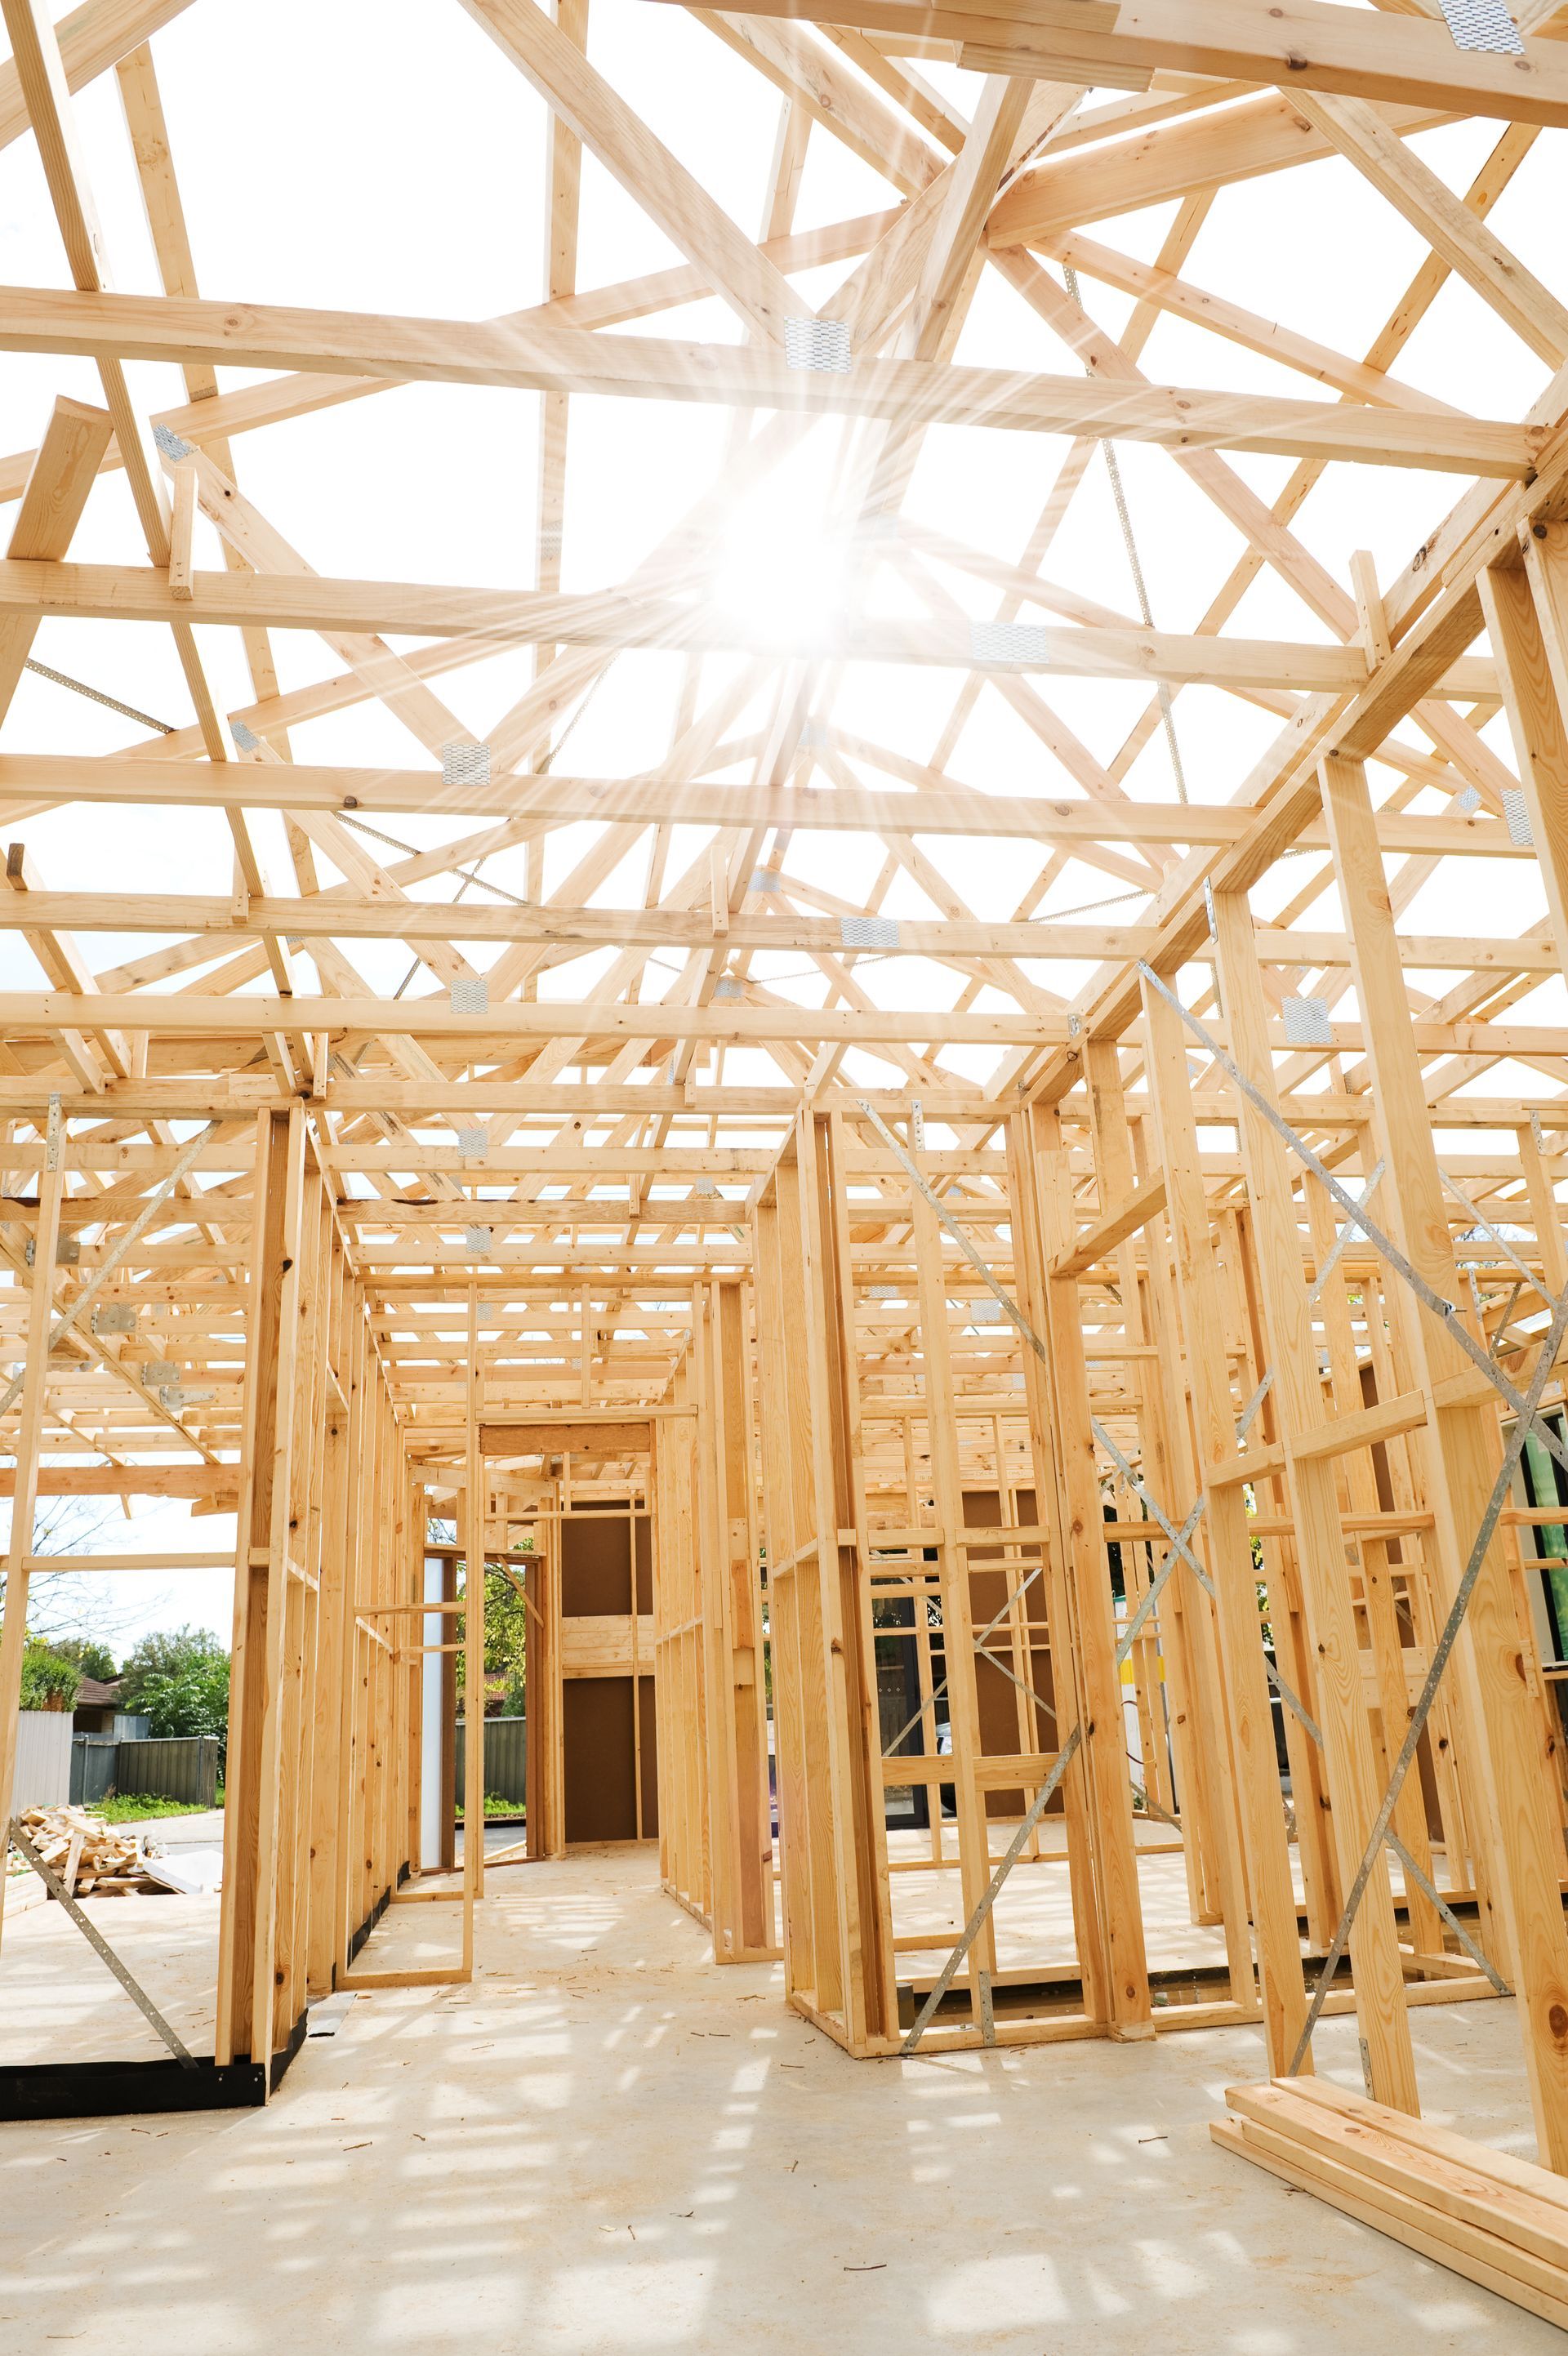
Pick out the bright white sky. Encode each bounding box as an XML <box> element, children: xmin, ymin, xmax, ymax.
<box><xmin>1</xmin><ymin>0</ymin><xmax>1564</xmax><ymax>1647</ymax></box>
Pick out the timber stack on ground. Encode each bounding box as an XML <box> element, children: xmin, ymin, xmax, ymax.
<box><xmin>12</xmin><ymin>1806</ymin><xmax>164</xmax><ymax>1898</ymax></box>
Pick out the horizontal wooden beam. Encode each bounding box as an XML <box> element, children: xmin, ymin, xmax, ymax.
<box><xmin>0</xmin><ymin>559</ymin><xmax>1503</xmax><ymax>694</ymax></box>
<box><xmin>22</xmin><ymin>1549</ymin><xmax>235</xmax><ymax>1571</ymax></box>
<box><xmin>0</xmin><ymin>209</ymin><xmax>900</xmax><ymax>506</ymax></box>
<box><xmin>481</xmin><ymin>1418</ymin><xmax>654</xmax><ymax>1454</ymax></box>
<box><xmin>0</xmin><ymin>1077</ymin><xmax>1020</xmax><ymax>1119</ymax></box>
<box><xmin>0</xmin><ymin>989</ymin><xmax>1060</xmax><ymax>1045</ymax></box>
<box><xmin>672</xmin><ymin>0</ymin><xmax>1568</xmax><ymax>130</ymax></box>
<box><xmin>0</xmin><ymin>284</ymin><xmax>1535</xmax><ymax>473</ymax></box>
<box><xmin>1250</xmin><ymin>928</ymin><xmax>1560</xmax><ymax>974</ymax></box>
<box><xmin>0</xmin><ymin>988</ymin><xmax>1561</xmax><ymax>1063</ymax></box>
<box><xmin>0</xmin><ymin>1461</ymin><xmax>236</xmax><ymax>1498</ymax></box>
<box><xmin>0</xmin><ymin>756</ymin><xmax>1530</xmax><ymax>859</ymax></box>
<box><xmin>0</xmin><ymin>883</ymin><xmax>1143</xmax><ymax>963</ymax></box>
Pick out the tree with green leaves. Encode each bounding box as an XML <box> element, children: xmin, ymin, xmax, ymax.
<box><xmin>131</xmin><ymin>1655</ymin><xmax>231</xmax><ymax>1743</ymax></box>
<box><xmin>455</xmin><ymin>1565</ymin><xmax>528</xmax><ymax>1717</ymax></box>
<box><xmin>50</xmin><ymin>1636</ymin><xmax>118</xmax><ymax>1683</ymax></box>
<box><xmin>425</xmin><ymin>1523</ymin><xmax>529</xmax><ymax>1716</ymax></box>
<box><xmin>118</xmin><ymin>1625</ymin><xmax>230</xmax><ymax>1740</ymax></box>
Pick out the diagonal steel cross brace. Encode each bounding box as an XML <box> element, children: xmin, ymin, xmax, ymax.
<box><xmin>861</xmin><ymin>1100</ymin><xmax>1512</xmax><ymax>2042</ymax></box>
<box><xmin>898</xmin><ymin>1725</ymin><xmax>1085</xmax><ymax>2055</ymax></box>
<box><xmin>1137</xmin><ymin>964</ymin><xmax>1568</xmax><ymax>1484</ymax></box>
<box><xmin>1439</xmin><ymin>1165</ymin><xmax>1556</xmax><ymax>1315</ymax></box>
<box><xmin>1283</xmin><ymin>1276</ymin><xmax>1568</xmax><ymax>2073</ymax></box>
<box><xmin>8</xmin><ymin>1819</ymin><xmax>196</xmax><ymax>2067</ymax></box>
<box><xmin>862</xmin><ymin>1103</ymin><xmax>1276</xmax><ymax>2042</ymax></box>
<box><xmin>1385</xmin><ymin>1828</ymin><xmax>1509</xmax><ymax>1995</ymax></box>
<box><xmin>1071</xmin><ymin>1167</ymin><xmax>1389</xmax><ymax>1741</ymax></box>
<box><xmin>880</xmin><ymin>1556</ymin><xmax>1049</xmax><ymax>1761</ymax></box>
<box><xmin>877</xmin><ymin>1564</ymin><xmax>1171</xmax><ymax>1825</ymax></box>
<box><xmin>859</xmin><ymin>1102</ymin><xmax>1505</xmax><ymax>2046</ymax></box>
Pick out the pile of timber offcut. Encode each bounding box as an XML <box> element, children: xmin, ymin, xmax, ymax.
<box><xmin>1214</xmin><ymin>2078</ymin><xmax>1568</xmax><ymax>2331</ymax></box>
<box><xmin>12</xmin><ymin>1805</ymin><xmax>164</xmax><ymax>1898</ymax></box>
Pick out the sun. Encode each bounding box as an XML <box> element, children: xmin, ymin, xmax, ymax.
<box><xmin>711</xmin><ymin>479</ymin><xmax>851</xmax><ymax>648</ymax></box>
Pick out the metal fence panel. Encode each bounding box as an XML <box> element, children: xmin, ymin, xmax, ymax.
<box><xmin>69</xmin><ymin>1733</ymin><xmax>117</xmax><ymax>1806</ymax></box>
<box><xmin>16</xmin><ymin>1710</ymin><xmax>72</xmax><ymax>1808</ymax></box>
<box><xmin>454</xmin><ymin>1715</ymin><xmax>526</xmax><ymax>1807</ymax></box>
<box><xmin>113</xmin><ymin>1735</ymin><xmax>220</xmax><ymax>1807</ymax></box>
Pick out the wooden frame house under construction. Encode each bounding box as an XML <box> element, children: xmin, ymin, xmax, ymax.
<box><xmin>9</xmin><ymin>0</ymin><xmax>1568</xmax><ymax>2333</ymax></box>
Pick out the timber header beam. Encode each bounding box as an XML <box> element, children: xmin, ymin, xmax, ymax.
<box><xmin>644</xmin><ymin>0</ymin><xmax>1568</xmax><ymax>133</ymax></box>
<box><xmin>0</xmin><ymin>560</ymin><xmax>1503</xmax><ymax>689</ymax></box>
<box><xmin>0</xmin><ymin>756</ymin><xmax>1530</xmax><ymax>858</ymax></box>
<box><xmin>0</xmin><ymin>990</ymin><xmax>1067</xmax><ymax>1046</ymax></box>
<box><xmin>480</xmin><ymin>1418</ymin><xmax>654</xmax><ymax>1454</ymax></box>
<box><xmin>0</xmin><ymin>287</ymin><xmax>1537</xmax><ymax>474</ymax></box>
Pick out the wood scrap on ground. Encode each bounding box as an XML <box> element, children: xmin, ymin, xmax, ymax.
<box><xmin>11</xmin><ymin>1805</ymin><xmax>167</xmax><ymax>1897</ymax></box>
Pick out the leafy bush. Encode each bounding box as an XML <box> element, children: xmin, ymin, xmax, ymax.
<box><xmin>19</xmin><ymin>1643</ymin><xmax>82</xmax><ymax>1712</ymax></box>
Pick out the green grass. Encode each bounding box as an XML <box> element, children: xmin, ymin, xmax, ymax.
<box><xmin>453</xmin><ymin>1792</ymin><xmax>524</xmax><ymax>1820</ymax></box>
<box><xmin>95</xmin><ymin>1793</ymin><xmax>217</xmax><ymax>1823</ymax></box>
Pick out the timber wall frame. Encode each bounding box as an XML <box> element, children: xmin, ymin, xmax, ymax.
<box><xmin>753</xmin><ymin>1077</ymin><xmax>1568</xmax><ymax>2076</ymax></box>
<box><xmin>657</xmin><ymin>1278</ymin><xmax>777</xmax><ymax>1962</ymax></box>
<box><xmin>0</xmin><ymin>1108</ymin><xmax>429</xmax><ymax>2107</ymax></box>
<box><xmin>7</xmin><ymin>0</ymin><xmax>1568</xmax><ymax>2292</ymax></box>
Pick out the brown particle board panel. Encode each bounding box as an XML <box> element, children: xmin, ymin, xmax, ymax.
<box><xmin>559</xmin><ymin>1508</ymin><xmax>658</xmax><ymax>1841</ymax></box>
<box><xmin>562</xmin><ymin>1504</ymin><xmax>635</xmax><ymax>1616</ymax></box>
<box><xmin>562</xmin><ymin>1674</ymin><xmax>659</xmax><ymax>1842</ymax></box>
<box><xmin>964</xmin><ymin>1486</ymin><xmax>1057</xmax><ymax>1818</ymax></box>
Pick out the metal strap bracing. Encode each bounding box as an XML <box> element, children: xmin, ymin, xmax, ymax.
<box><xmin>1136</xmin><ymin>964</ymin><xmax>1568</xmax><ymax>1482</ymax></box>
<box><xmin>8</xmin><ymin>1818</ymin><xmax>196</xmax><ymax>2067</ymax></box>
<box><xmin>21</xmin><ymin>657</ymin><xmax>176</xmax><ymax>737</ymax></box>
<box><xmin>862</xmin><ymin>1101</ymin><xmax>1268</xmax><ymax>2039</ymax></box>
<box><xmin>862</xmin><ymin>1099</ymin><xmax>1513</xmax><ymax>2047</ymax></box>
<box><xmin>1438</xmin><ymin>1163</ymin><xmax>1556</xmax><ymax>1312</ymax></box>
<box><xmin>1136</xmin><ymin>971</ymin><xmax>1555</xmax><ymax>2011</ymax></box>
<box><xmin>879</xmin><ymin>1557</ymin><xmax>1049</xmax><ymax>1761</ymax></box>
<box><xmin>898</xmin><ymin>1726</ymin><xmax>1085</xmax><ymax>2054</ymax></box>
<box><xmin>1386</xmin><ymin>1829</ymin><xmax>1509</xmax><ymax>1995</ymax></box>
<box><xmin>1285</xmin><ymin>1277</ymin><xmax>1568</xmax><ymax>2071</ymax></box>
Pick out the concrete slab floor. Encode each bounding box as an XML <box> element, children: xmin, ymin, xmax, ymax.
<box><xmin>0</xmin><ymin>1843</ymin><xmax>1560</xmax><ymax>2355</ymax></box>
